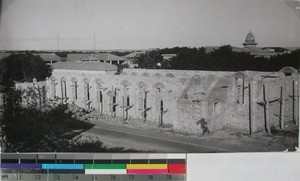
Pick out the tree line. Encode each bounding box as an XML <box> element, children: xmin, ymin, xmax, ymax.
<box><xmin>135</xmin><ymin>45</ymin><xmax>300</xmax><ymax>72</ymax></box>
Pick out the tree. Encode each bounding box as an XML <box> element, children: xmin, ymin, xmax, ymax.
<box><xmin>0</xmin><ymin>87</ymin><xmax>140</xmax><ymax>152</ymax></box>
<box><xmin>0</xmin><ymin>88</ymin><xmax>77</xmax><ymax>152</ymax></box>
<box><xmin>0</xmin><ymin>53</ymin><xmax>52</xmax><ymax>87</ymax></box>
<box><xmin>269</xmin><ymin>49</ymin><xmax>300</xmax><ymax>71</ymax></box>
<box><xmin>135</xmin><ymin>50</ymin><xmax>162</xmax><ymax>69</ymax></box>
<box><xmin>116</xmin><ymin>63</ymin><xmax>130</xmax><ymax>74</ymax></box>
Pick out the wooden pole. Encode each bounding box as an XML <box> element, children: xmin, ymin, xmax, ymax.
<box><xmin>122</xmin><ymin>95</ymin><xmax>125</xmax><ymax>121</ymax></box>
<box><xmin>100</xmin><ymin>91</ymin><xmax>103</xmax><ymax>113</ymax></box>
<box><xmin>38</xmin><ymin>85</ymin><xmax>42</xmax><ymax>108</ymax></box>
<box><xmin>242</xmin><ymin>78</ymin><xmax>245</xmax><ymax>104</ymax></box>
<box><xmin>279</xmin><ymin>86</ymin><xmax>285</xmax><ymax>129</ymax></box>
<box><xmin>159</xmin><ymin>100</ymin><xmax>163</xmax><ymax>126</ymax></box>
<box><xmin>97</xmin><ymin>91</ymin><xmax>100</xmax><ymax>112</ymax></box>
<box><xmin>292</xmin><ymin>80</ymin><xmax>295</xmax><ymax>123</ymax></box>
<box><xmin>144</xmin><ymin>91</ymin><xmax>147</xmax><ymax>122</ymax></box>
<box><xmin>60</xmin><ymin>81</ymin><xmax>63</xmax><ymax>104</ymax></box>
<box><xmin>295</xmin><ymin>80</ymin><xmax>299</xmax><ymax>125</ymax></box>
<box><xmin>111</xmin><ymin>88</ymin><xmax>114</xmax><ymax>117</ymax></box>
<box><xmin>249</xmin><ymin>83</ymin><xmax>253</xmax><ymax>135</ymax></box>
<box><xmin>263</xmin><ymin>85</ymin><xmax>271</xmax><ymax>134</ymax></box>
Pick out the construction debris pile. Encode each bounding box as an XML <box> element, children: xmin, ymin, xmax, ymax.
<box><xmin>66</xmin><ymin>104</ymin><xmax>109</xmax><ymax>122</ymax></box>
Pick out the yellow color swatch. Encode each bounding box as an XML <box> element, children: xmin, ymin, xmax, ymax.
<box><xmin>126</xmin><ymin>164</ymin><xmax>168</xmax><ymax>169</ymax></box>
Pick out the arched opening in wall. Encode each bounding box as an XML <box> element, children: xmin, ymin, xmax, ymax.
<box><xmin>152</xmin><ymin>73</ymin><xmax>162</xmax><ymax>78</ymax></box>
<box><xmin>142</xmin><ymin>72</ymin><xmax>150</xmax><ymax>77</ymax></box>
<box><xmin>107</xmin><ymin>89</ymin><xmax>118</xmax><ymax>117</ymax></box>
<box><xmin>71</xmin><ymin>77</ymin><xmax>78</xmax><ymax>101</ymax></box>
<box><xmin>95</xmin><ymin>78</ymin><xmax>105</xmax><ymax>113</ymax></box>
<box><xmin>213</xmin><ymin>101</ymin><xmax>222</xmax><ymax>116</ymax></box>
<box><xmin>121</xmin><ymin>80</ymin><xmax>132</xmax><ymax>121</ymax></box>
<box><xmin>50</xmin><ymin>76</ymin><xmax>57</xmax><ymax>97</ymax></box>
<box><xmin>279</xmin><ymin>67</ymin><xmax>299</xmax><ymax>124</ymax></box>
<box><xmin>165</xmin><ymin>73</ymin><xmax>175</xmax><ymax>78</ymax></box>
<box><xmin>60</xmin><ymin>77</ymin><xmax>67</xmax><ymax>103</ymax></box>
<box><xmin>138</xmin><ymin>82</ymin><xmax>149</xmax><ymax>121</ymax></box>
<box><xmin>154</xmin><ymin>82</ymin><xmax>167</xmax><ymax>126</ymax></box>
<box><xmin>279</xmin><ymin>66</ymin><xmax>298</xmax><ymax>76</ymax></box>
<box><xmin>131</xmin><ymin>72</ymin><xmax>138</xmax><ymax>76</ymax></box>
<box><xmin>83</xmin><ymin>78</ymin><xmax>91</xmax><ymax>109</ymax></box>
<box><xmin>234</xmin><ymin>72</ymin><xmax>248</xmax><ymax>104</ymax></box>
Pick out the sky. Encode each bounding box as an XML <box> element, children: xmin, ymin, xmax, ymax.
<box><xmin>0</xmin><ymin>0</ymin><xmax>300</xmax><ymax>50</ymax></box>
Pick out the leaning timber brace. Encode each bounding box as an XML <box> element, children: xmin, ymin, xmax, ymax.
<box><xmin>110</xmin><ymin>87</ymin><xmax>119</xmax><ymax>117</ymax></box>
<box><xmin>142</xmin><ymin>90</ymin><xmax>151</xmax><ymax>122</ymax></box>
<box><xmin>256</xmin><ymin>84</ymin><xmax>271</xmax><ymax>134</ymax></box>
<box><xmin>159</xmin><ymin>100</ymin><xmax>168</xmax><ymax>127</ymax></box>
<box><xmin>121</xmin><ymin>95</ymin><xmax>134</xmax><ymax>122</ymax></box>
<box><xmin>98</xmin><ymin>87</ymin><xmax>107</xmax><ymax>113</ymax></box>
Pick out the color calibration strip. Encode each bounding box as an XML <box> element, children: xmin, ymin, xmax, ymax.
<box><xmin>0</xmin><ymin>163</ymin><xmax>185</xmax><ymax>175</ymax></box>
<box><xmin>0</xmin><ymin>153</ymin><xmax>186</xmax><ymax>180</ymax></box>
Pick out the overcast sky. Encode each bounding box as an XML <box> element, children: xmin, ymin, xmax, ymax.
<box><xmin>0</xmin><ymin>0</ymin><xmax>299</xmax><ymax>50</ymax></box>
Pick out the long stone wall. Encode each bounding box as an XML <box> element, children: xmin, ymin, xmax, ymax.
<box><xmin>19</xmin><ymin>67</ymin><xmax>296</xmax><ymax>135</ymax></box>
<box><xmin>47</xmin><ymin>69</ymin><xmax>192</xmax><ymax>126</ymax></box>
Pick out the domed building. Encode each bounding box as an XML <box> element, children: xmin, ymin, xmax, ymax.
<box><xmin>205</xmin><ymin>30</ymin><xmax>290</xmax><ymax>58</ymax></box>
<box><xmin>242</xmin><ymin>31</ymin><xmax>258</xmax><ymax>47</ymax></box>
<box><xmin>241</xmin><ymin>31</ymin><xmax>277</xmax><ymax>58</ymax></box>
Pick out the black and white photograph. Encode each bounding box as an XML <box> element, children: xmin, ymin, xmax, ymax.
<box><xmin>1</xmin><ymin>1</ymin><xmax>300</xmax><ymax>180</ymax></box>
<box><xmin>0</xmin><ymin>0</ymin><xmax>299</xmax><ymax>154</ymax></box>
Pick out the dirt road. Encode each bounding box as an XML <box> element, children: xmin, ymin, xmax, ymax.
<box><xmin>81</xmin><ymin>121</ymin><xmax>297</xmax><ymax>152</ymax></box>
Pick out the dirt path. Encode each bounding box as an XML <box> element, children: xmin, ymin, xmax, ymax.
<box><xmin>81</xmin><ymin>120</ymin><xmax>298</xmax><ymax>152</ymax></box>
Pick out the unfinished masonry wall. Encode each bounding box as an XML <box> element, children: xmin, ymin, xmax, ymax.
<box><xmin>252</xmin><ymin>76</ymin><xmax>299</xmax><ymax>131</ymax></box>
<box><xmin>175</xmin><ymin>70</ymin><xmax>298</xmax><ymax>134</ymax></box>
<box><xmin>47</xmin><ymin>69</ymin><xmax>198</xmax><ymax>126</ymax></box>
<box><xmin>40</xmin><ymin>67</ymin><xmax>299</xmax><ymax>134</ymax></box>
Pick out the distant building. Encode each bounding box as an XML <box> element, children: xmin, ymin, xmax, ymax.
<box><xmin>161</xmin><ymin>54</ymin><xmax>177</xmax><ymax>61</ymax></box>
<box><xmin>34</xmin><ymin>53</ymin><xmax>61</xmax><ymax>65</ymax></box>
<box><xmin>123</xmin><ymin>51</ymin><xmax>145</xmax><ymax>62</ymax></box>
<box><xmin>67</xmin><ymin>53</ymin><xmax>130</xmax><ymax>65</ymax></box>
<box><xmin>205</xmin><ymin>31</ymin><xmax>295</xmax><ymax>58</ymax></box>
<box><xmin>52</xmin><ymin>61</ymin><xmax>118</xmax><ymax>74</ymax></box>
<box><xmin>241</xmin><ymin>31</ymin><xmax>277</xmax><ymax>58</ymax></box>
<box><xmin>242</xmin><ymin>31</ymin><xmax>258</xmax><ymax>47</ymax></box>
<box><xmin>262</xmin><ymin>47</ymin><xmax>291</xmax><ymax>54</ymax></box>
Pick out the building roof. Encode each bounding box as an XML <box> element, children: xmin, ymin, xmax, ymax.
<box><xmin>67</xmin><ymin>53</ymin><xmax>129</xmax><ymax>62</ymax></box>
<box><xmin>34</xmin><ymin>53</ymin><xmax>61</xmax><ymax>61</ymax></box>
<box><xmin>204</xmin><ymin>46</ymin><xmax>220</xmax><ymax>53</ymax></box>
<box><xmin>204</xmin><ymin>45</ymin><xmax>276</xmax><ymax>57</ymax></box>
<box><xmin>262</xmin><ymin>47</ymin><xmax>290</xmax><ymax>53</ymax></box>
<box><xmin>0</xmin><ymin>53</ymin><xmax>11</xmax><ymax>60</ymax></box>
<box><xmin>243</xmin><ymin>46</ymin><xmax>276</xmax><ymax>56</ymax></box>
<box><xmin>204</xmin><ymin>46</ymin><xmax>252</xmax><ymax>53</ymax></box>
<box><xmin>52</xmin><ymin>62</ymin><xmax>118</xmax><ymax>71</ymax></box>
<box><xmin>161</xmin><ymin>54</ymin><xmax>177</xmax><ymax>57</ymax></box>
<box><xmin>161</xmin><ymin>54</ymin><xmax>177</xmax><ymax>60</ymax></box>
<box><xmin>123</xmin><ymin>51</ymin><xmax>145</xmax><ymax>58</ymax></box>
